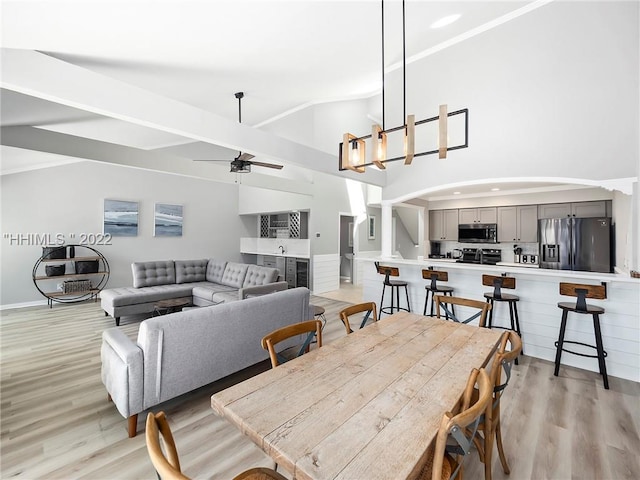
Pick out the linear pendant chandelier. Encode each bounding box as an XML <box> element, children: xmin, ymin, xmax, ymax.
<box><xmin>339</xmin><ymin>0</ymin><xmax>469</xmax><ymax>173</ymax></box>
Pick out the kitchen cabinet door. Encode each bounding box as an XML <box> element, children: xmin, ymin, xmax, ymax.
<box><xmin>517</xmin><ymin>205</ymin><xmax>538</xmax><ymax>242</ymax></box>
<box><xmin>478</xmin><ymin>207</ymin><xmax>497</xmax><ymax>223</ymax></box>
<box><xmin>458</xmin><ymin>208</ymin><xmax>476</xmax><ymax>224</ymax></box>
<box><xmin>429</xmin><ymin>210</ymin><xmax>444</xmax><ymax>240</ymax></box>
<box><xmin>442</xmin><ymin>209</ymin><xmax>459</xmax><ymax>240</ymax></box>
<box><xmin>498</xmin><ymin>205</ymin><xmax>537</xmax><ymax>243</ymax></box>
<box><xmin>497</xmin><ymin>207</ymin><xmax>518</xmax><ymax>242</ymax></box>
<box><xmin>429</xmin><ymin>209</ymin><xmax>458</xmax><ymax>240</ymax></box>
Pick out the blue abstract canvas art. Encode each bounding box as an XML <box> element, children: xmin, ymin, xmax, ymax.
<box><xmin>103</xmin><ymin>199</ymin><xmax>138</xmax><ymax>236</ymax></box>
<box><xmin>154</xmin><ymin>203</ymin><xmax>183</xmax><ymax>237</ymax></box>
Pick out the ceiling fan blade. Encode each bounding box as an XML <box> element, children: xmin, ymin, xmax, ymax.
<box><xmin>192</xmin><ymin>159</ymin><xmax>230</xmax><ymax>162</ymax></box>
<box><xmin>249</xmin><ymin>161</ymin><xmax>284</xmax><ymax>170</ymax></box>
<box><xmin>237</xmin><ymin>152</ymin><xmax>255</xmax><ymax>161</ymax></box>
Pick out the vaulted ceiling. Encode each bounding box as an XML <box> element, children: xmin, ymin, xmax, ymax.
<box><xmin>2</xmin><ymin>0</ymin><xmax>551</xmax><ymax>186</ymax></box>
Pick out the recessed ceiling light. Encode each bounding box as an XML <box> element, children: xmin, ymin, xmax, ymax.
<box><xmin>491</xmin><ymin>188</ymin><xmax>500</xmax><ymax>192</ymax></box>
<box><xmin>453</xmin><ymin>191</ymin><xmax>461</xmax><ymax>195</ymax></box>
<box><xmin>431</xmin><ymin>14</ymin><xmax>461</xmax><ymax>29</ymax></box>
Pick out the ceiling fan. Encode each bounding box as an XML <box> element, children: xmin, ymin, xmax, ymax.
<box><xmin>194</xmin><ymin>92</ymin><xmax>283</xmax><ymax>173</ymax></box>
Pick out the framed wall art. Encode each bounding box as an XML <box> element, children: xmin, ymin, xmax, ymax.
<box><xmin>368</xmin><ymin>215</ymin><xmax>376</xmax><ymax>240</ymax></box>
<box><xmin>154</xmin><ymin>203</ymin><xmax>183</xmax><ymax>237</ymax></box>
<box><xmin>103</xmin><ymin>199</ymin><xmax>138</xmax><ymax>236</ymax></box>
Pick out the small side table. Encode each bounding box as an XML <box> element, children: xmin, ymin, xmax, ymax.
<box><xmin>153</xmin><ymin>298</ymin><xmax>192</xmax><ymax>317</ymax></box>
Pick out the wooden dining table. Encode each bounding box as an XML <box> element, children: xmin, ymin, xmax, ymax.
<box><xmin>210</xmin><ymin>311</ymin><xmax>503</xmax><ymax>480</ymax></box>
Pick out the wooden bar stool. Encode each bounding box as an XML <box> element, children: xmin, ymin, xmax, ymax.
<box><xmin>422</xmin><ymin>269</ymin><xmax>455</xmax><ymax>318</ymax></box>
<box><xmin>482</xmin><ymin>274</ymin><xmax>523</xmax><ymax>363</ymax></box>
<box><xmin>482</xmin><ymin>274</ymin><xmax>522</xmax><ymax>333</ymax></box>
<box><xmin>375</xmin><ymin>262</ymin><xmax>410</xmax><ymax>317</ymax></box>
<box><xmin>554</xmin><ymin>282</ymin><xmax>609</xmax><ymax>390</ymax></box>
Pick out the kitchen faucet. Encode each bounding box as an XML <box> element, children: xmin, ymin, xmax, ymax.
<box><xmin>278</xmin><ymin>245</ymin><xmax>285</xmax><ymax>254</ymax></box>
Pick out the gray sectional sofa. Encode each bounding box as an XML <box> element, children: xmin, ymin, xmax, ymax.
<box><xmin>101</xmin><ymin>287</ymin><xmax>312</xmax><ymax>437</ymax></box>
<box><xmin>100</xmin><ymin>259</ymin><xmax>287</xmax><ymax>325</ymax></box>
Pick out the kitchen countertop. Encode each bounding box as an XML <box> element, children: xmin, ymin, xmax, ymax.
<box><xmin>240</xmin><ymin>250</ymin><xmax>310</xmax><ymax>259</ymax></box>
<box><xmin>358</xmin><ymin>256</ymin><xmax>638</xmax><ymax>283</ymax></box>
<box><xmin>496</xmin><ymin>261</ymin><xmax>540</xmax><ymax>269</ymax></box>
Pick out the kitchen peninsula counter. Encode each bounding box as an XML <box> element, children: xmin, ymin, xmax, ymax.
<box><xmin>358</xmin><ymin>256</ymin><xmax>640</xmax><ymax>382</ymax></box>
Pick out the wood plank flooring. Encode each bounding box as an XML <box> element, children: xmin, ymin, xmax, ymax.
<box><xmin>1</xmin><ymin>292</ymin><xmax>639</xmax><ymax>479</ymax></box>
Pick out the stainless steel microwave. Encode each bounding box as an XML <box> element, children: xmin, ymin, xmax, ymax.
<box><xmin>458</xmin><ymin>223</ymin><xmax>498</xmax><ymax>243</ymax></box>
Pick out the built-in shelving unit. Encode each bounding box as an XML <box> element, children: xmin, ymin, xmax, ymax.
<box><xmin>259</xmin><ymin>212</ymin><xmax>308</xmax><ymax>239</ymax></box>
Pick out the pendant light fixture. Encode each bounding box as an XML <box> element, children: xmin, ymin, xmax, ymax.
<box><xmin>339</xmin><ymin>0</ymin><xmax>469</xmax><ymax>173</ymax></box>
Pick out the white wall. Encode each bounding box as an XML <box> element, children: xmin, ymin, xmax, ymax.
<box><xmin>381</xmin><ymin>1</ymin><xmax>638</xmax><ymax>200</ymax></box>
<box><xmin>0</xmin><ymin>161</ymin><xmax>250</xmax><ymax>306</ymax></box>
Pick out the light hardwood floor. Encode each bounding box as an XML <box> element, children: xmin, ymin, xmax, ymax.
<box><xmin>1</xmin><ymin>288</ymin><xmax>639</xmax><ymax>479</ymax></box>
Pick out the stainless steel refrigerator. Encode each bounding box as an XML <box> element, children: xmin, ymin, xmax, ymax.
<box><xmin>539</xmin><ymin>217</ymin><xmax>612</xmax><ymax>273</ymax></box>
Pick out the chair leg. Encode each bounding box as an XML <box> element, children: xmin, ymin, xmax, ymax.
<box><xmin>448</xmin><ymin>291</ymin><xmax>455</xmax><ymax>319</ymax></box>
<box><xmin>423</xmin><ymin>289</ymin><xmax>430</xmax><ymax>316</ymax></box>
<box><xmin>379</xmin><ymin>284</ymin><xmax>386</xmax><ymax>318</ymax></box>
<box><xmin>390</xmin><ymin>286</ymin><xmax>395</xmax><ymax>313</ymax></box>
<box><xmin>486</xmin><ymin>299</ymin><xmax>494</xmax><ymax>328</ymax></box>
<box><xmin>508</xmin><ymin>301</ymin><xmax>520</xmax><ymax>365</ymax></box>
<box><xmin>554</xmin><ymin>310</ymin><xmax>569</xmax><ymax>377</ymax></box>
<box><xmin>484</xmin><ymin>425</ymin><xmax>494</xmax><ymax>480</ymax></box>
<box><xmin>430</xmin><ymin>290</ymin><xmax>436</xmax><ymax>317</ymax></box>
<box><xmin>128</xmin><ymin>414</ymin><xmax>138</xmax><ymax>438</ymax></box>
<box><xmin>404</xmin><ymin>285</ymin><xmax>411</xmax><ymax>312</ymax></box>
<box><xmin>592</xmin><ymin>313</ymin><xmax>609</xmax><ymax>390</ymax></box>
<box><xmin>495</xmin><ymin>419</ymin><xmax>511</xmax><ymax>474</ymax></box>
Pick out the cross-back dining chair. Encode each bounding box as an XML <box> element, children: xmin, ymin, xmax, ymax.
<box><xmin>472</xmin><ymin>330</ymin><xmax>523</xmax><ymax>480</ymax></box>
<box><xmin>261</xmin><ymin>319</ymin><xmax>323</xmax><ymax>368</ymax></box>
<box><xmin>145</xmin><ymin>411</ymin><xmax>287</xmax><ymax>480</ymax></box>
<box><xmin>338</xmin><ymin>302</ymin><xmax>378</xmax><ymax>335</ymax></box>
<box><xmin>418</xmin><ymin>367</ymin><xmax>493</xmax><ymax>480</ymax></box>
<box><xmin>434</xmin><ymin>295</ymin><xmax>492</xmax><ymax>328</ymax></box>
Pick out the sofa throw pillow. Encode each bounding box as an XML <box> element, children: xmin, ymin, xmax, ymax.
<box><xmin>132</xmin><ymin>261</ymin><xmax>176</xmax><ymax>288</ymax></box>
<box><xmin>175</xmin><ymin>259</ymin><xmax>208</xmax><ymax>284</ymax></box>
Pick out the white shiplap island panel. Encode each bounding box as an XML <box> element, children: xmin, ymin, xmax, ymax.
<box><xmin>359</xmin><ymin>257</ymin><xmax>640</xmax><ymax>382</ymax></box>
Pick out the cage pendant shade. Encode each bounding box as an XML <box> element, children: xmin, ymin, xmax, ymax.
<box><xmin>371</xmin><ymin>124</ymin><xmax>387</xmax><ymax>169</ymax></box>
<box><xmin>341</xmin><ymin>133</ymin><xmax>366</xmax><ymax>173</ymax></box>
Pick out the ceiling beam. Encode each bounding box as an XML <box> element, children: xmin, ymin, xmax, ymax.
<box><xmin>1</xmin><ymin>48</ymin><xmax>385</xmax><ymax>187</ymax></box>
<box><xmin>0</xmin><ymin>126</ymin><xmax>316</xmax><ymax>195</ymax></box>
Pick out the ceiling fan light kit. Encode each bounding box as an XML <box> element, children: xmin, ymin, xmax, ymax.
<box><xmin>194</xmin><ymin>91</ymin><xmax>283</xmax><ymax>173</ymax></box>
<box><xmin>339</xmin><ymin>0</ymin><xmax>469</xmax><ymax>173</ymax></box>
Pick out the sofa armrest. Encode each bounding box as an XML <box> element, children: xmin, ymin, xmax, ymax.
<box><xmin>100</xmin><ymin>328</ymin><xmax>144</xmax><ymax>419</ymax></box>
<box><xmin>239</xmin><ymin>281</ymin><xmax>289</xmax><ymax>299</ymax></box>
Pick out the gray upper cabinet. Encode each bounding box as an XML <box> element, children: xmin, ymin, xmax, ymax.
<box><xmin>538</xmin><ymin>201</ymin><xmax>608</xmax><ymax>219</ymax></box>
<box><xmin>429</xmin><ymin>209</ymin><xmax>458</xmax><ymax>241</ymax></box>
<box><xmin>458</xmin><ymin>207</ymin><xmax>497</xmax><ymax>224</ymax></box>
<box><xmin>497</xmin><ymin>205</ymin><xmax>538</xmax><ymax>243</ymax></box>
<box><xmin>571</xmin><ymin>201</ymin><xmax>607</xmax><ymax>217</ymax></box>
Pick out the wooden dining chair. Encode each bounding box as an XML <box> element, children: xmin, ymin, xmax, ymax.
<box><xmin>417</xmin><ymin>368</ymin><xmax>493</xmax><ymax>480</ymax></box>
<box><xmin>261</xmin><ymin>319</ymin><xmax>323</xmax><ymax>368</ymax></box>
<box><xmin>434</xmin><ymin>295</ymin><xmax>492</xmax><ymax>328</ymax></box>
<box><xmin>338</xmin><ymin>302</ymin><xmax>378</xmax><ymax>335</ymax></box>
<box><xmin>146</xmin><ymin>412</ymin><xmax>287</xmax><ymax>480</ymax></box>
<box><xmin>471</xmin><ymin>330</ymin><xmax>523</xmax><ymax>480</ymax></box>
